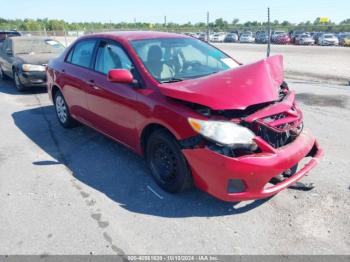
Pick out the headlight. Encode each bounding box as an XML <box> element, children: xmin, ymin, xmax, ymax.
<box><xmin>22</xmin><ymin>64</ymin><xmax>46</xmax><ymax>72</ymax></box>
<box><xmin>188</xmin><ymin>117</ymin><xmax>256</xmax><ymax>146</ymax></box>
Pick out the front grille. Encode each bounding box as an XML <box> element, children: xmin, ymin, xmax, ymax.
<box><xmin>256</xmin><ymin>124</ymin><xmax>292</xmax><ymax>148</ymax></box>
<box><xmin>252</xmin><ymin>118</ymin><xmax>304</xmax><ymax>148</ymax></box>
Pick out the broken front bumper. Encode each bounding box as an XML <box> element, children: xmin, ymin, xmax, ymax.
<box><xmin>182</xmin><ymin>129</ymin><xmax>323</xmax><ymax>202</ymax></box>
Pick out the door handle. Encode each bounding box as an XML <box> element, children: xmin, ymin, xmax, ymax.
<box><xmin>86</xmin><ymin>80</ymin><xmax>100</xmax><ymax>90</ymax></box>
<box><xmin>85</xmin><ymin>79</ymin><xmax>95</xmax><ymax>86</ymax></box>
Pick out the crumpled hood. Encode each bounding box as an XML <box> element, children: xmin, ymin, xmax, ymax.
<box><xmin>158</xmin><ymin>55</ymin><xmax>284</xmax><ymax>110</ymax></box>
<box><xmin>16</xmin><ymin>53</ymin><xmax>58</xmax><ymax>65</ymax></box>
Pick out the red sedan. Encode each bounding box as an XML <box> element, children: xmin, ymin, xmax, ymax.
<box><xmin>46</xmin><ymin>31</ymin><xmax>323</xmax><ymax>202</ymax></box>
<box><xmin>274</xmin><ymin>33</ymin><xmax>291</xmax><ymax>45</ymax></box>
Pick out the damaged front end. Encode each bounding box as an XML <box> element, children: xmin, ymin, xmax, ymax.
<box><xmin>180</xmin><ymin>82</ymin><xmax>302</xmax><ymax>157</ymax></box>
<box><xmin>178</xmin><ymin>82</ymin><xmax>323</xmax><ymax>202</ymax></box>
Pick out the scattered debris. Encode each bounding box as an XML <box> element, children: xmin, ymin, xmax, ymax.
<box><xmin>147</xmin><ymin>185</ymin><xmax>164</xmax><ymax>200</ymax></box>
<box><xmin>289</xmin><ymin>182</ymin><xmax>315</xmax><ymax>191</ymax></box>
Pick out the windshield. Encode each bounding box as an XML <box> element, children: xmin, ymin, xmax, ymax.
<box><xmin>12</xmin><ymin>38</ymin><xmax>65</xmax><ymax>55</ymax></box>
<box><xmin>131</xmin><ymin>37</ymin><xmax>239</xmax><ymax>83</ymax></box>
<box><xmin>324</xmin><ymin>35</ymin><xmax>334</xmax><ymax>38</ymax></box>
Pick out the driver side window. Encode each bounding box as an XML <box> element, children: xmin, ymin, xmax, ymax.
<box><xmin>94</xmin><ymin>41</ymin><xmax>133</xmax><ymax>75</ymax></box>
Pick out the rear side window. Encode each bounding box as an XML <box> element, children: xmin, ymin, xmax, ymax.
<box><xmin>67</xmin><ymin>39</ymin><xmax>96</xmax><ymax>68</ymax></box>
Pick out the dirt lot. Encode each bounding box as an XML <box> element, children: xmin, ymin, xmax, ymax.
<box><xmin>0</xmin><ymin>77</ymin><xmax>349</xmax><ymax>255</ymax></box>
<box><xmin>215</xmin><ymin>43</ymin><xmax>350</xmax><ymax>85</ymax></box>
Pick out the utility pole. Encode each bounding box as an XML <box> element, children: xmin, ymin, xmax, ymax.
<box><xmin>206</xmin><ymin>11</ymin><xmax>210</xmax><ymax>42</ymax></box>
<box><xmin>267</xmin><ymin>7</ymin><xmax>271</xmax><ymax>57</ymax></box>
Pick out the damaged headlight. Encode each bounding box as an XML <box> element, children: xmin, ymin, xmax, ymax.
<box><xmin>188</xmin><ymin>117</ymin><xmax>256</xmax><ymax>147</ymax></box>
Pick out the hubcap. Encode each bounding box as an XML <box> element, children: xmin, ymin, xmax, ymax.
<box><xmin>55</xmin><ymin>96</ymin><xmax>68</xmax><ymax>123</ymax></box>
<box><xmin>151</xmin><ymin>142</ymin><xmax>177</xmax><ymax>184</ymax></box>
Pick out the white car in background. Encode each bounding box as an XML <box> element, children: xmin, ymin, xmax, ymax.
<box><xmin>239</xmin><ymin>33</ymin><xmax>255</xmax><ymax>43</ymax></box>
<box><xmin>296</xmin><ymin>33</ymin><xmax>315</xmax><ymax>45</ymax></box>
<box><xmin>211</xmin><ymin>32</ymin><xmax>226</xmax><ymax>42</ymax></box>
<box><xmin>318</xmin><ymin>34</ymin><xmax>339</xmax><ymax>46</ymax></box>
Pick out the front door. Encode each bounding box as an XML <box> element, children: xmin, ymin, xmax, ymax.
<box><xmin>85</xmin><ymin>40</ymin><xmax>141</xmax><ymax>149</ymax></box>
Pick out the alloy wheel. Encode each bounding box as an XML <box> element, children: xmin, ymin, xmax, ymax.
<box><xmin>55</xmin><ymin>95</ymin><xmax>68</xmax><ymax>124</ymax></box>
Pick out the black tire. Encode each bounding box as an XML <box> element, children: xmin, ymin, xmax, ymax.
<box><xmin>146</xmin><ymin>129</ymin><xmax>193</xmax><ymax>193</ymax></box>
<box><xmin>54</xmin><ymin>90</ymin><xmax>76</xmax><ymax>128</ymax></box>
<box><xmin>13</xmin><ymin>71</ymin><xmax>27</xmax><ymax>92</ymax></box>
<box><xmin>0</xmin><ymin>65</ymin><xmax>9</xmax><ymax>80</ymax></box>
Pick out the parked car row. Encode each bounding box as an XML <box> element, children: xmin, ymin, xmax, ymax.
<box><xmin>184</xmin><ymin>30</ymin><xmax>350</xmax><ymax>46</ymax></box>
<box><xmin>0</xmin><ymin>31</ymin><xmax>323</xmax><ymax>202</ymax></box>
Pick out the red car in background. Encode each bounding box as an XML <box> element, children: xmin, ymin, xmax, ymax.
<box><xmin>46</xmin><ymin>31</ymin><xmax>322</xmax><ymax>202</ymax></box>
<box><xmin>274</xmin><ymin>33</ymin><xmax>291</xmax><ymax>45</ymax></box>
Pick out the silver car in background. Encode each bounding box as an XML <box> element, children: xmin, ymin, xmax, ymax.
<box><xmin>239</xmin><ymin>32</ymin><xmax>255</xmax><ymax>43</ymax></box>
<box><xmin>296</xmin><ymin>33</ymin><xmax>315</xmax><ymax>45</ymax></box>
<box><xmin>318</xmin><ymin>34</ymin><xmax>339</xmax><ymax>46</ymax></box>
<box><xmin>211</xmin><ymin>32</ymin><xmax>227</xmax><ymax>42</ymax></box>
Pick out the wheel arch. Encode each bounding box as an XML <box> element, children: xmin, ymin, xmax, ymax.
<box><xmin>140</xmin><ymin>123</ymin><xmax>179</xmax><ymax>156</ymax></box>
<box><xmin>51</xmin><ymin>84</ymin><xmax>62</xmax><ymax>101</ymax></box>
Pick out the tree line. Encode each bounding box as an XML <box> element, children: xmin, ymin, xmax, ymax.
<box><xmin>1</xmin><ymin>17</ymin><xmax>350</xmax><ymax>32</ymax></box>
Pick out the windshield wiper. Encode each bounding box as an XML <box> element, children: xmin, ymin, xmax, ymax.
<box><xmin>187</xmin><ymin>71</ymin><xmax>219</xmax><ymax>79</ymax></box>
<box><xmin>160</xmin><ymin>78</ymin><xmax>184</xmax><ymax>83</ymax></box>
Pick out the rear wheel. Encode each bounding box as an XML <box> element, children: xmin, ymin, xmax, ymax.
<box><xmin>54</xmin><ymin>90</ymin><xmax>76</xmax><ymax>128</ymax></box>
<box><xmin>146</xmin><ymin>129</ymin><xmax>192</xmax><ymax>193</ymax></box>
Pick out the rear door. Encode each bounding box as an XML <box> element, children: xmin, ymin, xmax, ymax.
<box><xmin>84</xmin><ymin>39</ymin><xmax>141</xmax><ymax>149</ymax></box>
<box><xmin>60</xmin><ymin>39</ymin><xmax>98</xmax><ymax>122</ymax></box>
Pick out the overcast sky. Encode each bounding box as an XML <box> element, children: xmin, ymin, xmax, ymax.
<box><xmin>0</xmin><ymin>0</ymin><xmax>348</xmax><ymax>24</ymax></box>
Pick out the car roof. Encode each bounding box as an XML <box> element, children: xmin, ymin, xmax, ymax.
<box><xmin>10</xmin><ymin>36</ymin><xmax>54</xmax><ymax>42</ymax></box>
<box><xmin>0</xmin><ymin>30</ymin><xmax>20</xmax><ymax>33</ymax></box>
<box><xmin>81</xmin><ymin>31</ymin><xmax>191</xmax><ymax>41</ymax></box>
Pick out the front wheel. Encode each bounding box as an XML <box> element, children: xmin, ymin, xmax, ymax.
<box><xmin>54</xmin><ymin>90</ymin><xmax>76</xmax><ymax>128</ymax></box>
<box><xmin>14</xmin><ymin>71</ymin><xmax>26</xmax><ymax>92</ymax></box>
<box><xmin>0</xmin><ymin>65</ymin><xmax>9</xmax><ymax>80</ymax></box>
<box><xmin>146</xmin><ymin>129</ymin><xmax>193</xmax><ymax>193</ymax></box>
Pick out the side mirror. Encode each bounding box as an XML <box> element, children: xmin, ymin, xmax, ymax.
<box><xmin>107</xmin><ymin>69</ymin><xmax>133</xmax><ymax>84</ymax></box>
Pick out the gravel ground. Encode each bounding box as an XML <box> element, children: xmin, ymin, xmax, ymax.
<box><xmin>0</xmin><ymin>78</ymin><xmax>349</xmax><ymax>255</ymax></box>
<box><xmin>214</xmin><ymin>43</ymin><xmax>350</xmax><ymax>85</ymax></box>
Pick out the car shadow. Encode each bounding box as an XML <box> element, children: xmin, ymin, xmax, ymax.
<box><xmin>0</xmin><ymin>79</ymin><xmax>47</xmax><ymax>95</ymax></box>
<box><xmin>12</xmin><ymin>105</ymin><xmax>272</xmax><ymax>218</ymax></box>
